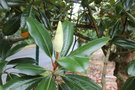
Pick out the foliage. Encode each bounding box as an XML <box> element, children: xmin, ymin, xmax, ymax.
<box><xmin>0</xmin><ymin>16</ymin><xmax>109</xmax><ymax>89</ymax></box>
<box><xmin>0</xmin><ymin>0</ymin><xmax>135</xmax><ymax>89</ymax></box>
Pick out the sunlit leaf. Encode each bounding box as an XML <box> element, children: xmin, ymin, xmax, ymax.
<box><xmin>69</xmin><ymin>37</ymin><xmax>110</xmax><ymax>57</ymax></box>
<box><xmin>26</xmin><ymin>17</ymin><xmax>53</xmax><ymax>57</ymax></box>
<box><xmin>58</xmin><ymin>56</ymin><xmax>89</xmax><ymax>73</ymax></box>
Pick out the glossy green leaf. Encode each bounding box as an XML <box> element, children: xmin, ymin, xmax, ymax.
<box><xmin>0</xmin><ymin>0</ymin><xmax>9</xmax><ymax>10</ymax></box>
<box><xmin>127</xmin><ymin>21</ymin><xmax>135</xmax><ymax>31</ymax></box>
<box><xmin>8</xmin><ymin>57</ymin><xmax>36</xmax><ymax>65</ymax></box>
<box><xmin>113</xmin><ymin>38</ymin><xmax>135</xmax><ymax>49</ymax></box>
<box><xmin>35</xmin><ymin>76</ymin><xmax>56</xmax><ymax>90</ymax></box>
<box><xmin>60</xmin><ymin>21</ymin><xmax>74</xmax><ymax>57</ymax></box>
<box><xmin>53</xmin><ymin>21</ymin><xmax>63</xmax><ymax>52</ymax></box>
<box><xmin>127</xmin><ymin>60</ymin><xmax>135</xmax><ymax>76</ymax></box>
<box><xmin>38</xmin><ymin>11</ymin><xmax>51</xmax><ymax>30</ymax></box>
<box><xmin>2</xmin><ymin>15</ymin><xmax>20</xmax><ymax>35</ymax></box>
<box><xmin>3</xmin><ymin>76</ymin><xmax>41</xmax><ymax>90</ymax></box>
<box><xmin>123</xmin><ymin>0</ymin><xmax>134</xmax><ymax>11</ymax></box>
<box><xmin>14</xmin><ymin>64</ymin><xmax>45</xmax><ymax>76</ymax></box>
<box><xmin>58</xmin><ymin>83</ymin><xmax>70</xmax><ymax>90</ymax></box>
<box><xmin>26</xmin><ymin>17</ymin><xmax>53</xmax><ymax>57</ymax></box>
<box><xmin>6</xmin><ymin>74</ymin><xmax>19</xmax><ymax>82</ymax></box>
<box><xmin>0</xmin><ymin>39</ymin><xmax>12</xmax><ymax>59</ymax></box>
<box><xmin>109</xmin><ymin>21</ymin><xmax>122</xmax><ymax>38</ymax></box>
<box><xmin>7</xmin><ymin>1</ymin><xmax>25</xmax><ymax>6</ymax></box>
<box><xmin>69</xmin><ymin>37</ymin><xmax>110</xmax><ymax>57</ymax></box>
<box><xmin>22</xmin><ymin>6</ymin><xmax>33</xmax><ymax>17</ymax></box>
<box><xmin>0</xmin><ymin>60</ymin><xmax>8</xmax><ymax>74</ymax></box>
<box><xmin>58</xmin><ymin>56</ymin><xmax>89</xmax><ymax>73</ymax></box>
<box><xmin>7</xmin><ymin>43</ymin><xmax>27</xmax><ymax>57</ymax></box>
<box><xmin>121</xmin><ymin>77</ymin><xmax>135</xmax><ymax>90</ymax></box>
<box><xmin>126</xmin><ymin>12</ymin><xmax>135</xmax><ymax>24</ymax></box>
<box><xmin>62</xmin><ymin>74</ymin><xmax>102</xmax><ymax>90</ymax></box>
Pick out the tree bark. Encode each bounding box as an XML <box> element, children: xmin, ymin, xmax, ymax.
<box><xmin>114</xmin><ymin>52</ymin><xmax>133</xmax><ymax>90</ymax></box>
<box><xmin>101</xmin><ymin>48</ymin><xmax>111</xmax><ymax>90</ymax></box>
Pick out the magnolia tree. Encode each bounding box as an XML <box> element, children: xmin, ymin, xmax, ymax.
<box><xmin>0</xmin><ymin>0</ymin><xmax>135</xmax><ymax>90</ymax></box>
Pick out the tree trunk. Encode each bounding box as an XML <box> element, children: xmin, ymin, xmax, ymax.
<box><xmin>114</xmin><ymin>52</ymin><xmax>133</xmax><ymax>90</ymax></box>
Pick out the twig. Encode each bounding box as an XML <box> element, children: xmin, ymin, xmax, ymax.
<box><xmin>87</xmin><ymin>6</ymin><xmax>100</xmax><ymax>38</ymax></box>
<box><xmin>75</xmin><ymin>24</ymin><xmax>94</xmax><ymax>29</ymax></box>
<box><xmin>74</xmin><ymin>31</ymin><xmax>92</xmax><ymax>41</ymax></box>
<box><xmin>101</xmin><ymin>47</ymin><xmax>111</xmax><ymax>90</ymax></box>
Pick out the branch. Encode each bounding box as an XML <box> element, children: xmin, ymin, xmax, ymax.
<box><xmin>75</xmin><ymin>24</ymin><xmax>94</xmax><ymax>29</ymax></box>
<box><xmin>8</xmin><ymin>37</ymin><xmax>26</xmax><ymax>43</ymax></box>
<box><xmin>101</xmin><ymin>47</ymin><xmax>111</xmax><ymax>90</ymax></box>
<box><xmin>86</xmin><ymin>6</ymin><xmax>108</xmax><ymax>56</ymax></box>
<box><xmin>87</xmin><ymin>6</ymin><xmax>100</xmax><ymax>38</ymax></box>
<box><xmin>74</xmin><ymin>31</ymin><xmax>92</xmax><ymax>41</ymax></box>
<box><xmin>52</xmin><ymin>24</ymin><xmax>94</xmax><ymax>30</ymax></box>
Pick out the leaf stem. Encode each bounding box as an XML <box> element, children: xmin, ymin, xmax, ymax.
<box><xmin>53</xmin><ymin>52</ymin><xmax>59</xmax><ymax>71</ymax></box>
